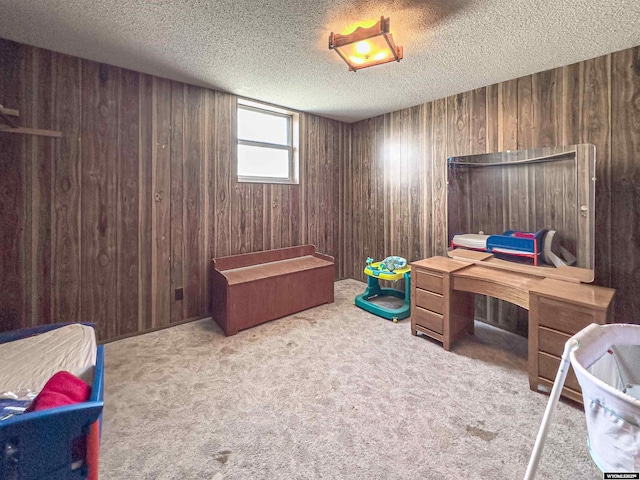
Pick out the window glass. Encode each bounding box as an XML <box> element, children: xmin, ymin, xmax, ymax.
<box><xmin>238</xmin><ymin>144</ymin><xmax>290</xmax><ymax>178</ymax></box>
<box><xmin>237</xmin><ymin>99</ymin><xmax>298</xmax><ymax>184</ymax></box>
<box><xmin>238</xmin><ymin>107</ymin><xmax>289</xmax><ymax>145</ymax></box>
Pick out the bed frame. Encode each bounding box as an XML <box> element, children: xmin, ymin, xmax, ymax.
<box><xmin>451</xmin><ymin>229</ymin><xmax>546</xmax><ymax>265</ymax></box>
<box><xmin>0</xmin><ymin>323</ymin><xmax>104</xmax><ymax>480</ymax></box>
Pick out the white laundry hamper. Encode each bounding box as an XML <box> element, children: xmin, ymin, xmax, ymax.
<box><xmin>525</xmin><ymin>323</ymin><xmax>640</xmax><ymax>479</ymax></box>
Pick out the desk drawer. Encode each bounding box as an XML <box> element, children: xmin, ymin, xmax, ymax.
<box><xmin>538</xmin><ymin>352</ymin><xmax>581</xmax><ymax>392</ymax></box>
<box><xmin>414</xmin><ymin>307</ymin><xmax>443</xmax><ymax>334</ymax></box>
<box><xmin>415</xmin><ymin>270</ymin><xmax>443</xmax><ymax>294</ymax></box>
<box><xmin>537</xmin><ymin>297</ymin><xmax>596</xmax><ymax>334</ymax></box>
<box><xmin>539</xmin><ymin>327</ymin><xmax>571</xmax><ymax>357</ymax></box>
<box><xmin>416</xmin><ymin>289</ymin><xmax>444</xmax><ymax>314</ymax></box>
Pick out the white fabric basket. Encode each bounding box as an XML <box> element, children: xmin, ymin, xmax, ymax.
<box><xmin>570</xmin><ymin>323</ymin><xmax>640</xmax><ymax>472</ymax></box>
<box><xmin>525</xmin><ymin>323</ymin><xmax>640</xmax><ymax>479</ymax></box>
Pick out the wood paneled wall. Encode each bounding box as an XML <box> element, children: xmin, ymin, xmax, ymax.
<box><xmin>1</xmin><ymin>37</ymin><xmax>638</xmax><ymax>341</ymax></box>
<box><xmin>347</xmin><ymin>46</ymin><xmax>640</xmax><ymax>332</ymax></box>
<box><xmin>0</xmin><ymin>39</ymin><xmax>349</xmax><ymax>341</ymax></box>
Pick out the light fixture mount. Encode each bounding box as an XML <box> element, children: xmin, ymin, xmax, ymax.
<box><xmin>329</xmin><ymin>16</ymin><xmax>403</xmax><ymax>72</ymax></box>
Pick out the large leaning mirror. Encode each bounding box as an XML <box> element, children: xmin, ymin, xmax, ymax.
<box><xmin>447</xmin><ymin>144</ymin><xmax>596</xmax><ymax>280</ymax></box>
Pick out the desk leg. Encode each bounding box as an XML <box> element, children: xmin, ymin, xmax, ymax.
<box><xmin>528</xmin><ymin>294</ymin><xmax>540</xmax><ymax>392</ymax></box>
<box><xmin>443</xmin><ymin>277</ymin><xmax>474</xmax><ymax>351</ymax></box>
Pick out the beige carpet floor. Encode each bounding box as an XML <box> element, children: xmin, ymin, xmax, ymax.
<box><xmin>100</xmin><ymin>279</ymin><xmax>599</xmax><ymax>479</ymax></box>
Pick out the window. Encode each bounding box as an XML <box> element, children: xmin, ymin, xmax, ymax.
<box><xmin>237</xmin><ymin>99</ymin><xmax>299</xmax><ymax>184</ymax></box>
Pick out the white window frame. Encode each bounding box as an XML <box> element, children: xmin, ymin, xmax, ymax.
<box><xmin>237</xmin><ymin>98</ymin><xmax>299</xmax><ymax>184</ymax></box>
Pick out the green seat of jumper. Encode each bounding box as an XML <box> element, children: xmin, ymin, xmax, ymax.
<box><xmin>355</xmin><ymin>259</ymin><xmax>411</xmax><ymax>322</ymax></box>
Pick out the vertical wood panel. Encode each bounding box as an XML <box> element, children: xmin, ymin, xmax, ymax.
<box><xmin>0</xmin><ymin>41</ymin><xmax>26</xmax><ymax>332</ymax></box>
<box><xmin>447</xmin><ymin>93</ymin><xmax>470</xmax><ymax>157</ymax></box>
<box><xmin>329</xmin><ymin>121</ymin><xmax>339</xmax><ymax>264</ymax></box>
<box><xmin>335</xmin><ymin>118</ymin><xmax>343</xmax><ymax>278</ymax></box>
<box><xmin>446</xmin><ymin>92</ymin><xmax>471</xmax><ymax>248</ymax></box>
<box><xmin>202</xmin><ymin>90</ymin><xmax>212</xmax><ymax>314</ymax></box>
<box><xmin>270</xmin><ymin>185</ymin><xmax>282</xmax><ymax>249</ymax></box>
<box><xmin>431</xmin><ymin>98</ymin><xmax>448</xmax><ymax>255</ymax></box>
<box><xmin>290</xmin><ymin>179</ymin><xmax>300</xmax><ymax>249</ymax></box>
<box><xmin>399</xmin><ymin>110</ymin><xmax>411</xmax><ymax>260</ymax></box>
<box><xmin>299</xmin><ymin>113</ymin><xmax>308</xmax><ymax>248</ymax></box>
<box><xmin>183</xmin><ymin>86</ymin><xmax>205</xmax><ymax>318</ymax></box>
<box><xmin>341</xmin><ymin>118</ymin><xmax>353</xmax><ymax>278</ymax></box>
<box><xmin>321</xmin><ymin>119</ymin><xmax>334</xmax><ymax>256</ymax></box>
<box><xmin>21</xmin><ymin>48</ymin><xmax>33</xmax><ymax>327</ymax></box>
<box><xmin>611</xmin><ymin>47</ymin><xmax>640</xmax><ymax>323</ymax></box>
<box><xmin>138</xmin><ymin>73</ymin><xmax>153</xmax><ymax>331</ymax></box>
<box><xmin>352</xmin><ymin>120</ymin><xmax>362</xmax><ymax>276</ymax></box>
<box><xmin>531</xmin><ymin>69</ymin><xmax>563</xmax><ymax>147</ymax></box>
<box><xmin>153</xmin><ymin>77</ymin><xmax>172</xmax><ymax>326</ymax></box>
<box><xmin>81</xmin><ymin>61</ymin><xmax>118</xmax><ymax>340</ymax></box>
<box><xmin>308</xmin><ymin>116</ymin><xmax>320</xmax><ymax>252</ymax></box>
<box><xmin>116</xmin><ymin>68</ymin><xmax>140</xmax><ymax>336</ymax></box>
<box><xmin>469</xmin><ymin>87</ymin><xmax>487</xmax><ymax>154</ymax></box>
<box><xmin>51</xmin><ymin>52</ymin><xmax>82</xmax><ymax>325</ymax></box>
<box><xmin>169</xmin><ymin>82</ymin><xmax>185</xmax><ymax>323</ymax></box>
<box><xmin>29</xmin><ymin>49</ymin><xmax>54</xmax><ymax>325</ymax></box>
<box><xmin>517</xmin><ymin>76</ymin><xmax>533</xmax><ymax>150</ymax></box>
<box><xmin>251</xmin><ymin>184</ymin><xmax>264</xmax><ymax>253</ymax></box>
<box><xmin>562</xmin><ymin>63</ymin><xmax>582</xmax><ymax>145</ymax></box>
<box><xmin>533</xmin><ymin>71</ymin><xmax>563</xmax><ymax>247</ymax></box>
<box><xmin>360</xmin><ymin>118</ymin><xmax>374</xmax><ymax>261</ymax></box>
<box><xmin>213</xmin><ymin>91</ymin><xmax>233</xmax><ymax>258</ymax></box>
<box><xmin>206</xmin><ymin>89</ymin><xmax>218</xmax><ymax>295</ymax></box>
<box><xmin>231</xmin><ymin>181</ymin><xmax>250</xmax><ymax>255</ymax></box>
<box><xmin>486</xmin><ymin>84</ymin><xmax>499</xmax><ymax>153</ymax></box>
<box><xmin>421</xmin><ymin>103</ymin><xmax>433</xmax><ymax>258</ymax></box>
<box><xmin>582</xmin><ymin>56</ymin><xmax>612</xmax><ymax>288</ymax></box>
<box><xmin>375</xmin><ymin>116</ymin><xmax>385</xmax><ymax>262</ymax></box>
<box><xmin>409</xmin><ymin>105</ymin><xmax>423</xmax><ymax>262</ymax></box>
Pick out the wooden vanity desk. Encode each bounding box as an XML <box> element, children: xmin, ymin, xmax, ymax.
<box><xmin>411</xmin><ymin>253</ymin><xmax>615</xmax><ymax>402</ymax></box>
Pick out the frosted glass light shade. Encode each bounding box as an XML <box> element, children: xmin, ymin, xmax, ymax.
<box><xmin>329</xmin><ymin>17</ymin><xmax>403</xmax><ymax>71</ymax></box>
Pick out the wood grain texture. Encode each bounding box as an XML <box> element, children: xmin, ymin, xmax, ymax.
<box><xmin>0</xmin><ymin>39</ymin><xmax>347</xmax><ymax>341</ymax></box>
<box><xmin>138</xmin><ymin>73</ymin><xmax>153</xmax><ymax>331</ymax></box>
<box><xmin>184</xmin><ymin>85</ymin><xmax>205</xmax><ymax>319</ymax></box>
<box><xmin>116</xmin><ymin>68</ymin><xmax>140</xmax><ymax>336</ymax></box>
<box><xmin>1</xmin><ymin>37</ymin><xmax>637</xmax><ymax>340</ymax></box>
<box><xmin>169</xmin><ymin>81</ymin><xmax>185</xmax><ymax>324</ymax></box>
<box><xmin>611</xmin><ymin>47</ymin><xmax>640</xmax><ymax>324</ymax></box>
<box><xmin>51</xmin><ymin>52</ymin><xmax>82</xmax><ymax>325</ymax></box>
<box><xmin>213</xmin><ymin>91</ymin><xmax>233</xmax><ymax>259</ymax></box>
<box><xmin>28</xmin><ymin>49</ymin><xmax>54</xmax><ymax>326</ymax></box>
<box><xmin>152</xmin><ymin>77</ymin><xmax>172</xmax><ymax>327</ymax></box>
<box><xmin>347</xmin><ymin>46</ymin><xmax>638</xmax><ymax>332</ymax></box>
<box><xmin>0</xmin><ymin>40</ymin><xmax>26</xmax><ymax>332</ymax></box>
<box><xmin>81</xmin><ymin>61</ymin><xmax>118</xmax><ymax>340</ymax></box>
<box><xmin>581</xmin><ymin>56</ymin><xmax>612</xmax><ymax>288</ymax></box>
<box><xmin>432</xmin><ymin>98</ymin><xmax>448</xmax><ymax>256</ymax></box>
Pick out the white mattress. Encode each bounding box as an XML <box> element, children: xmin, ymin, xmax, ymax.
<box><xmin>0</xmin><ymin>324</ymin><xmax>97</xmax><ymax>398</ymax></box>
<box><xmin>452</xmin><ymin>234</ymin><xmax>489</xmax><ymax>250</ymax></box>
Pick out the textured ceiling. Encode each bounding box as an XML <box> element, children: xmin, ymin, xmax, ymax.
<box><xmin>0</xmin><ymin>0</ymin><xmax>639</xmax><ymax>123</ymax></box>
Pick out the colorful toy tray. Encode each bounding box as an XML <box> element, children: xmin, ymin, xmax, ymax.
<box><xmin>364</xmin><ymin>261</ymin><xmax>411</xmax><ymax>281</ymax></box>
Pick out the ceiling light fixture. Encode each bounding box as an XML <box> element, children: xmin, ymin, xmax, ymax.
<box><xmin>329</xmin><ymin>17</ymin><xmax>403</xmax><ymax>72</ymax></box>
